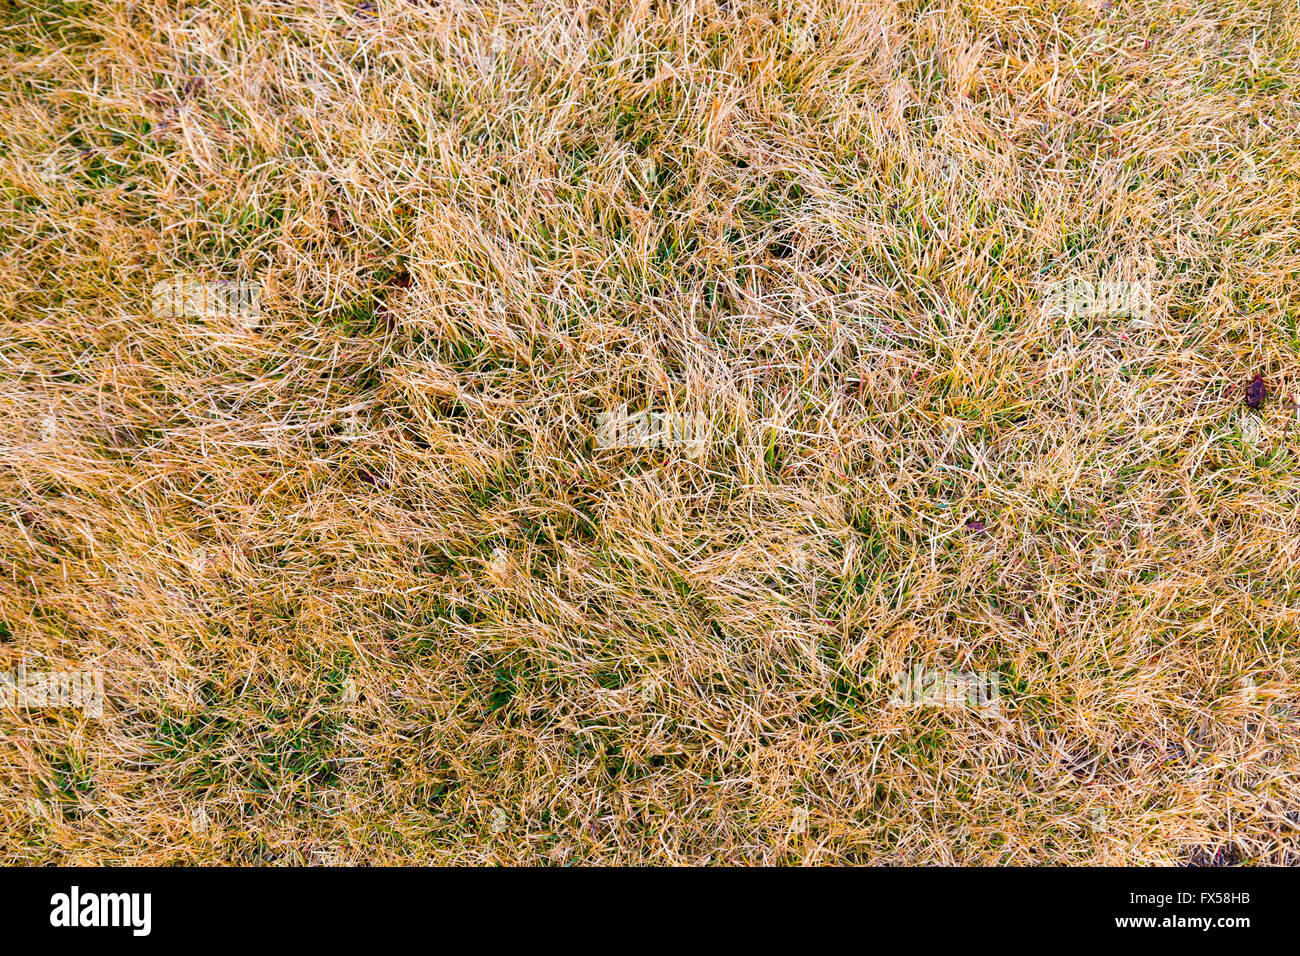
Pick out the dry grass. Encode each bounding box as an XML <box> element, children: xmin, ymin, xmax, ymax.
<box><xmin>2</xmin><ymin>0</ymin><xmax>1300</xmax><ymax>865</ymax></box>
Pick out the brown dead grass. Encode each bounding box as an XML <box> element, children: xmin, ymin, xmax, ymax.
<box><xmin>2</xmin><ymin>0</ymin><xmax>1300</xmax><ymax>864</ymax></box>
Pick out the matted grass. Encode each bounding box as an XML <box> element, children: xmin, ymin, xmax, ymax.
<box><xmin>1</xmin><ymin>0</ymin><xmax>1299</xmax><ymax>864</ymax></box>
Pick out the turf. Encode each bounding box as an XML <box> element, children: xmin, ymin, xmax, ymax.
<box><xmin>1</xmin><ymin>0</ymin><xmax>1299</xmax><ymax>864</ymax></box>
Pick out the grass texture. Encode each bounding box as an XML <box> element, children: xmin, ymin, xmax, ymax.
<box><xmin>2</xmin><ymin>0</ymin><xmax>1300</xmax><ymax>864</ymax></box>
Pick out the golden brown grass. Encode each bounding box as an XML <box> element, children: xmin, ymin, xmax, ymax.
<box><xmin>2</xmin><ymin>0</ymin><xmax>1300</xmax><ymax>865</ymax></box>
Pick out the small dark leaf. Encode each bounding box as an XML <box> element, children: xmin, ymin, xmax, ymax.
<box><xmin>965</xmin><ymin>519</ymin><xmax>987</xmax><ymax>535</ymax></box>
<box><xmin>1245</xmin><ymin>373</ymin><xmax>1266</xmax><ymax>408</ymax></box>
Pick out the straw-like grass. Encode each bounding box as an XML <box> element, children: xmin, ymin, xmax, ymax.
<box><xmin>2</xmin><ymin>0</ymin><xmax>1299</xmax><ymax>864</ymax></box>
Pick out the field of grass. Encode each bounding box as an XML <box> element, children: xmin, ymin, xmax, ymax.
<box><xmin>2</xmin><ymin>0</ymin><xmax>1299</xmax><ymax>865</ymax></box>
